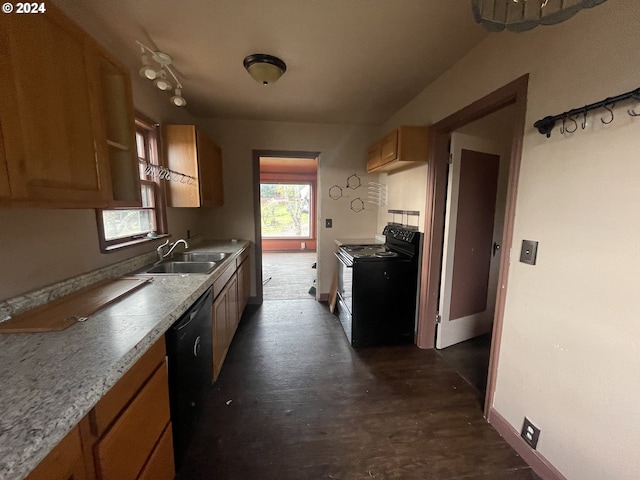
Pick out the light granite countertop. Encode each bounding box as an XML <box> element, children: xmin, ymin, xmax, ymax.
<box><xmin>0</xmin><ymin>239</ymin><xmax>250</xmax><ymax>480</ymax></box>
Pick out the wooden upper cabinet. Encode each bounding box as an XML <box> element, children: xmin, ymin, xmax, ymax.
<box><xmin>87</xmin><ymin>46</ymin><xmax>141</xmax><ymax>208</ymax></box>
<box><xmin>0</xmin><ymin>4</ymin><xmax>139</xmax><ymax>208</ymax></box>
<box><xmin>366</xmin><ymin>126</ymin><xmax>429</xmax><ymax>174</ymax></box>
<box><xmin>163</xmin><ymin>125</ymin><xmax>224</xmax><ymax>208</ymax></box>
<box><xmin>0</xmin><ymin>7</ymin><xmax>109</xmax><ymax>207</ymax></box>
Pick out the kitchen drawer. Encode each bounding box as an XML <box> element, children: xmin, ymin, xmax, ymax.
<box><xmin>90</xmin><ymin>340</ymin><xmax>166</xmax><ymax>437</ymax></box>
<box><xmin>235</xmin><ymin>248</ymin><xmax>249</xmax><ymax>268</ymax></box>
<box><xmin>94</xmin><ymin>364</ymin><xmax>171</xmax><ymax>480</ymax></box>
<box><xmin>213</xmin><ymin>262</ymin><xmax>236</xmax><ymax>298</ymax></box>
<box><xmin>137</xmin><ymin>423</ymin><xmax>175</xmax><ymax>480</ymax></box>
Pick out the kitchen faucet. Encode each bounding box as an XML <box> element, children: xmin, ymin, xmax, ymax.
<box><xmin>157</xmin><ymin>239</ymin><xmax>189</xmax><ymax>262</ymax></box>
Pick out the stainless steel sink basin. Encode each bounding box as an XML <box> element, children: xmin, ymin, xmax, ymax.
<box><xmin>171</xmin><ymin>252</ymin><xmax>229</xmax><ymax>262</ymax></box>
<box><xmin>144</xmin><ymin>261</ymin><xmax>217</xmax><ymax>274</ymax></box>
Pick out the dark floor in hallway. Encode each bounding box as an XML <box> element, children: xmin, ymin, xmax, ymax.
<box><xmin>178</xmin><ymin>300</ymin><xmax>535</xmax><ymax>480</ymax></box>
<box><xmin>437</xmin><ymin>333</ymin><xmax>492</xmax><ymax>403</ymax></box>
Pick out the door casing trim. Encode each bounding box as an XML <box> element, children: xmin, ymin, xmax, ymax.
<box><xmin>252</xmin><ymin>149</ymin><xmax>321</xmax><ymax>304</ymax></box>
<box><xmin>415</xmin><ymin>74</ymin><xmax>529</xmax><ymax>418</ymax></box>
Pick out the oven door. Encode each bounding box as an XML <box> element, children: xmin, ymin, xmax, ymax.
<box><xmin>335</xmin><ymin>253</ymin><xmax>354</xmax><ymax>343</ymax></box>
<box><xmin>335</xmin><ymin>253</ymin><xmax>353</xmax><ymax>315</ymax></box>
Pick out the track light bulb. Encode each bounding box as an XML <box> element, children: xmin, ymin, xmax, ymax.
<box><xmin>170</xmin><ymin>88</ymin><xmax>187</xmax><ymax>107</ymax></box>
<box><xmin>153</xmin><ymin>71</ymin><xmax>172</xmax><ymax>91</ymax></box>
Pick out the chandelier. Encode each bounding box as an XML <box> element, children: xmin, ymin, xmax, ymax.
<box><xmin>472</xmin><ymin>0</ymin><xmax>608</xmax><ymax>32</ymax></box>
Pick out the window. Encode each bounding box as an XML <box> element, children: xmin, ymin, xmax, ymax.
<box><xmin>260</xmin><ymin>183</ymin><xmax>311</xmax><ymax>238</ymax></box>
<box><xmin>97</xmin><ymin>116</ymin><xmax>166</xmax><ymax>251</ymax></box>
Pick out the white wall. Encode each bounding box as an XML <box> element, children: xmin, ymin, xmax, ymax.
<box><xmin>383</xmin><ymin>1</ymin><xmax>640</xmax><ymax>478</ymax></box>
<box><xmin>197</xmin><ymin>119</ymin><xmax>379</xmax><ymax>297</ymax></box>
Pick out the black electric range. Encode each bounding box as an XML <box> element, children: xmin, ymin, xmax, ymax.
<box><xmin>334</xmin><ymin>226</ymin><xmax>422</xmax><ymax>347</ymax></box>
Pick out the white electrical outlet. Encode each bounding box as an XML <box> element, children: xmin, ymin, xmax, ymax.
<box><xmin>520</xmin><ymin>417</ymin><xmax>540</xmax><ymax>449</ymax></box>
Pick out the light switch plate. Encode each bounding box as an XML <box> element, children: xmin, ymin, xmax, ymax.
<box><xmin>520</xmin><ymin>240</ymin><xmax>538</xmax><ymax>265</ymax></box>
<box><xmin>325</xmin><ymin>219</ymin><xmax>333</xmax><ymax>228</ymax></box>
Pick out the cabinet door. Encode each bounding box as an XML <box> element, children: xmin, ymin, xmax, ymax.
<box><xmin>212</xmin><ymin>290</ymin><xmax>228</xmax><ymax>382</ymax></box>
<box><xmin>163</xmin><ymin>125</ymin><xmax>200</xmax><ymax>207</ymax></box>
<box><xmin>366</xmin><ymin>141</ymin><xmax>382</xmax><ymax>172</ymax></box>
<box><xmin>88</xmin><ymin>48</ymin><xmax>141</xmax><ymax>208</ymax></box>
<box><xmin>94</xmin><ymin>365</ymin><xmax>171</xmax><ymax>480</ymax></box>
<box><xmin>0</xmin><ymin>8</ymin><xmax>109</xmax><ymax>207</ymax></box>
<box><xmin>137</xmin><ymin>424</ymin><xmax>175</xmax><ymax>480</ymax></box>
<box><xmin>25</xmin><ymin>425</ymin><xmax>88</xmax><ymax>480</ymax></box>
<box><xmin>237</xmin><ymin>258</ymin><xmax>251</xmax><ymax>315</ymax></box>
<box><xmin>227</xmin><ymin>275</ymin><xmax>239</xmax><ymax>337</ymax></box>
<box><xmin>196</xmin><ymin>131</ymin><xmax>224</xmax><ymax>207</ymax></box>
<box><xmin>379</xmin><ymin>130</ymin><xmax>399</xmax><ymax>166</ymax></box>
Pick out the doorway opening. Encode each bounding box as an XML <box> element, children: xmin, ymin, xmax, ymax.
<box><xmin>416</xmin><ymin>75</ymin><xmax>529</xmax><ymax>418</ymax></box>
<box><xmin>436</xmin><ymin>106</ymin><xmax>516</xmax><ymax>400</ymax></box>
<box><xmin>252</xmin><ymin>151</ymin><xmax>320</xmax><ymax>303</ymax></box>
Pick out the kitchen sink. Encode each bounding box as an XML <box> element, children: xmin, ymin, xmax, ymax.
<box><xmin>171</xmin><ymin>252</ymin><xmax>229</xmax><ymax>262</ymax></box>
<box><xmin>144</xmin><ymin>261</ymin><xmax>217</xmax><ymax>275</ymax></box>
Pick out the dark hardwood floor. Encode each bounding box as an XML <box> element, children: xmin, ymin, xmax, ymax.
<box><xmin>436</xmin><ymin>333</ymin><xmax>492</xmax><ymax>405</ymax></box>
<box><xmin>178</xmin><ymin>299</ymin><xmax>535</xmax><ymax>480</ymax></box>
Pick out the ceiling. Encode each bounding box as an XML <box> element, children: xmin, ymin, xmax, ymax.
<box><xmin>54</xmin><ymin>0</ymin><xmax>488</xmax><ymax>125</ymax></box>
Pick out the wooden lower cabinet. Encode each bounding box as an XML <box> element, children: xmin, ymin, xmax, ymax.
<box><xmin>237</xmin><ymin>257</ymin><xmax>251</xmax><ymax>315</ymax></box>
<box><xmin>83</xmin><ymin>339</ymin><xmax>175</xmax><ymax>480</ymax></box>
<box><xmin>93</xmin><ymin>365</ymin><xmax>171</xmax><ymax>480</ymax></box>
<box><xmin>212</xmin><ymin>249</ymin><xmax>250</xmax><ymax>382</ymax></box>
<box><xmin>137</xmin><ymin>424</ymin><xmax>175</xmax><ymax>480</ymax></box>
<box><xmin>213</xmin><ymin>273</ymin><xmax>238</xmax><ymax>382</ymax></box>
<box><xmin>27</xmin><ymin>339</ymin><xmax>174</xmax><ymax>480</ymax></box>
<box><xmin>212</xmin><ymin>285</ymin><xmax>229</xmax><ymax>382</ymax></box>
<box><xmin>25</xmin><ymin>424</ymin><xmax>89</xmax><ymax>480</ymax></box>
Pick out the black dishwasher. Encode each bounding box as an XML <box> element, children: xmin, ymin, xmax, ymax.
<box><xmin>165</xmin><ymin>286</ymin><xmax>213</xmax><ymax>472</ymax></box>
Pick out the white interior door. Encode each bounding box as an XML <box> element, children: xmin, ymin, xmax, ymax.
<box><xmin>436</xmin><ymin>133</ymin><xmax>505</xmax><ymax>349</ymax></box>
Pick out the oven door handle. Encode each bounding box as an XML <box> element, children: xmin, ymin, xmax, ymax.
<box><xmin>334</xmin><ymin>251</ymin><xmax>353</xmax><ymax>267</ymax></box>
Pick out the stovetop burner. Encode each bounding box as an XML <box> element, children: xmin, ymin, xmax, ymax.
<box><xmin>374</xmin><ymin>251</ymin><xmax>398</xmax><ymax>258</ymax></box>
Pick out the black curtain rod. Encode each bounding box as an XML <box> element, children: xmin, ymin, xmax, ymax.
<box><xmin>534</xmin><ymin>86</ymin><xmax>640</xmax><ymax>137</ymax></box>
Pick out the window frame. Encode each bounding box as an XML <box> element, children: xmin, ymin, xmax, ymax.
<box><xmin>96</xmin><ymin>114</ymin><xmax>168</xmax><ymax>252</ymax></box>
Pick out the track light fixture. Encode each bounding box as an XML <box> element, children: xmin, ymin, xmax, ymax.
<box><xmin>136</xmin><ymin>41</ymin><xmax>187</xmax><ymax>107</ymax></box>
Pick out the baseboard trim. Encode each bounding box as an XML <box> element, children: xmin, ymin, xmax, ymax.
<box><xmin>488</xmin><ymin>408</ymin><xmax>566</xmax><ymax>480</ymax></box>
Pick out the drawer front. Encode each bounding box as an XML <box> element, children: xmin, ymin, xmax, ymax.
<box><xmin>137</xmin><ymin>423</ymin><xmax>175</xmax><ymax>480</ymax></box>
<box><xmin>213</xmin><ymin>263</ymin><xmax>235</xmax><ymax>298</ymax></box>
<box><xmin>235</xmin><ymin>248</ymin><xmax>249</xmax><ymax>269</ymax></box>
<box><xmin>94</xmin><ymin>364</ymin><xmax>171</xmax><ymax>480</ymax></box>
<box><xmin>91</xmin><ymin>340</ymin><xmax>166</xmax><ymax>437</ymax></box>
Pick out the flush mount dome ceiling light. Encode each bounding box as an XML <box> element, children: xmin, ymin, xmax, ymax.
<box><xmin>243</xmin><ymin>54</ymin><xmax>287</xmax><ymax>85</ymax></box>
<box><xmin>472</xmin><ymin>0</ymin><xmax>608</xmax><ymax>32</ymax></box>
<box><xmin>136</xmin><ymin>41</ymin><xmax>187</xmax><ymax>107</ymax></box>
